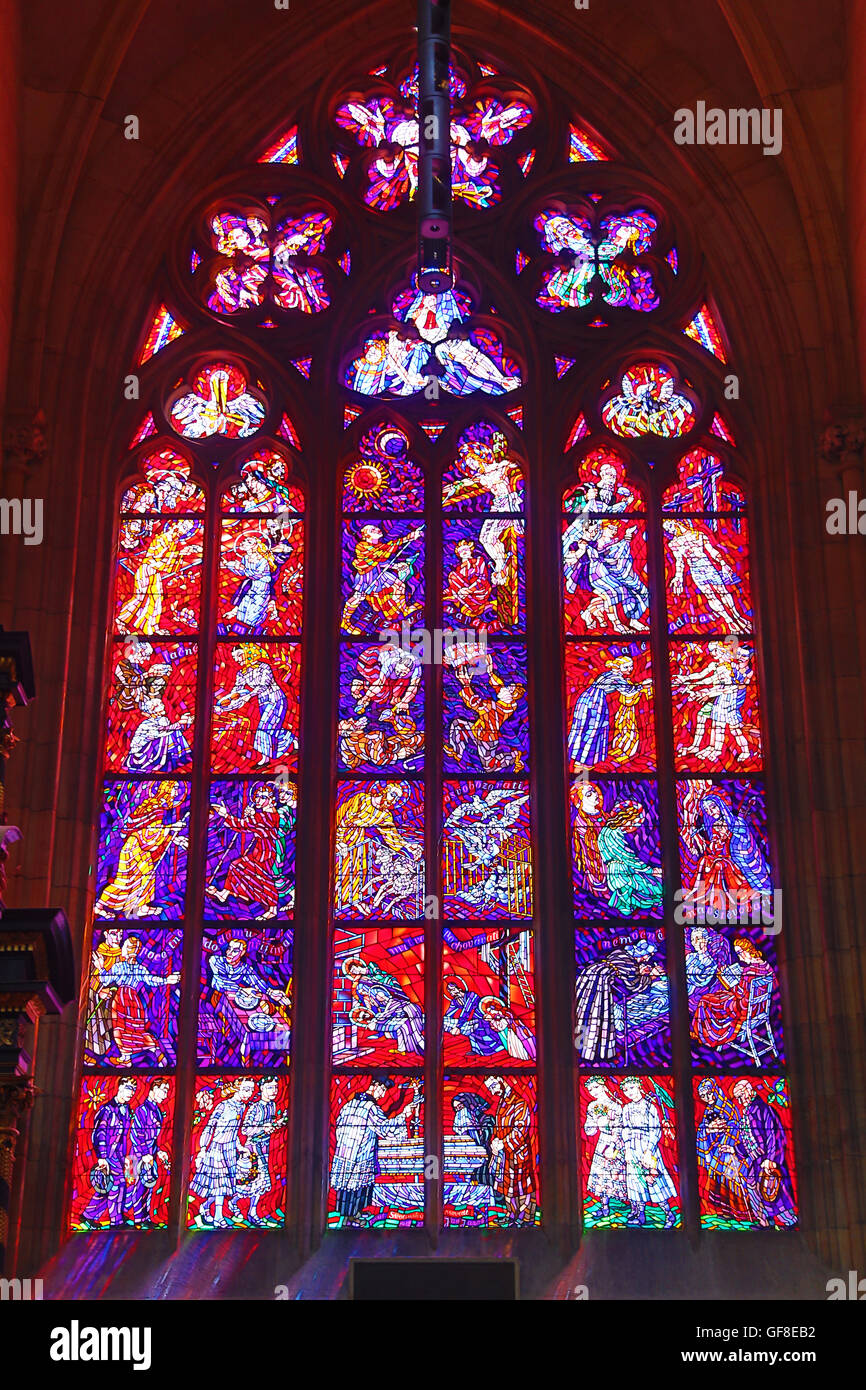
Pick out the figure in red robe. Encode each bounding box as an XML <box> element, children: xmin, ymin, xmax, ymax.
<box><xmin>691</xmin><ymin>938</ymin><xmax>775</xmax><ymax>1049</ymax></box>
<box><xmin>444</xmin><ymin>539</ymin><xmax>494</xmax><ymax>623</ymax></box>
<box><xmin>484</xmin><ymin>1075</ymin><xmax>537</xmax><ymax>1225</ymax></box>
<box><xmin>207</xmin><ymin>784</ymin><xmax>280</xmax><ymax>918</ymax></box>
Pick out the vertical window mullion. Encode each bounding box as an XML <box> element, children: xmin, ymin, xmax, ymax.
<box><xmin>426</xmin><ymin>430</ymin><xmax>443</xmax><ymax>1238</ymax></box>
<box><xmin>646</xmin><ymin>471</ymin><xmax>699</xmax><ymax>1235</ymax></box>
<box><xmin>167</xmin><ymin>468</ymin><xmax>219</xmax><ymax>1237</ymax></box>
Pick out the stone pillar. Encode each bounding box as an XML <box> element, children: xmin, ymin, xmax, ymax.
<box><xmin>819</xmin><ymin>419</ymin><xmax>866</xmax><ymax>508</ymax></box>
<box><xmin>0</xmin><ymin>631</ymin><xmax>73</xmax><ymax>1273</ymax></box>
<box><xmin>849</xmin><ymin>3</ymin><xmax>866</xmax><ymax>398</ymax></box>
<box><xmin>0</xmin><ymin>0</ymin><xmax>18</xmax><ymax>414</ymax></box>
<box><xmin>0</xmin><ymin>1077</ymin><xmax>35</xmax><ymax>1271</ymax></box>
<box><xmin>0</xmin><ymin>912</ymin><xmax>74</xmax><ymax>1273</ymax></box>
<box><xmin>0</xmin><ymin>628</ymin><xmax>34</xmax><ymax>857</ymax></box>
<box><xmin>810</xmin><ymin>417</ymin><xmax>866</xmax><ymax>1268</ymax></box>
<box><xmin>1</xmin><ymin>409</ymin><xmax>48</xmax><ymax>499</ymax></box>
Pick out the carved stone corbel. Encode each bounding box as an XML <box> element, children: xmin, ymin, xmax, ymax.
<box><xmin>0</xmin><ymin>1078</ymin><xmax>37</xmax><ymax>1266</ymax></box>
<box><xmin>2</xmin><ymin>409</ymin><xmax>47</xmax><ymax>471</ymax></box>
<box><xmin>818</xmin><ymin>416</ymin><xmax>866</xmax><ymax>495</ymax></box>
<box><xmin>0</xmin><ymin>1077</ymin><xmax>36</xmax><ymax>1130</ymax></box>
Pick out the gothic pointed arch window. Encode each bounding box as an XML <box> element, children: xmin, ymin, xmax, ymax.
<box><xmin>69</xmin><ymin>39</ymin><xmax>796</xmax><ymax>1239</ymax></box>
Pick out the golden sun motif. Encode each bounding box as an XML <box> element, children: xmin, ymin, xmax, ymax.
<box><xmin>346</xmin><ymin>458</ymin><xmax>389</xmax><ymax>502</ymax></box>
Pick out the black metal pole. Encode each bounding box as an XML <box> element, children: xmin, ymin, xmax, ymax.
<box><xmin>417</xmin><ymin>0</ymin><xmax>453</xmax><ymax>291</ymax></box>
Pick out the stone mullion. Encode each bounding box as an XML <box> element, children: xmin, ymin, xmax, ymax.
<box><xmin>166</xmin><ymin>483</ymin><xmax>218</xmax><ymax>1241</ymax></box>
<box><xmin>289</xmin><ymin>397</ymin><xmax>338</xmax><ymax>1255</ymax></box>
<box><xmin>645</xmin><ymin>484</ymin><xmax>698</xmax><ymax>1235</ymax></box>
<box><xmin>426</xmin><ymin>438</ymin><xmax>442</xmax><ymax>1240</ymax></box>
<box><xmin>541</xmin><ymin>415</ymin><xmax>580</xmax><ymax>1240</ymax></box>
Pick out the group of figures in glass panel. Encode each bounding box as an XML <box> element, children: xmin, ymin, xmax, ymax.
<box><xmin>567</xmin><ymin>445</ymin><xmax>796</xmax><ymax>1230</ymax></box>
<box><xmin>328</xmin><ymin>1071</ymin><xmax>539</xmax><ymax>1231</ymax></box>
<box><xmin>72</xmin><ymin>445</ymin><xmax>302</xmax><ymax>1231</ymax></box>
<box><xmin>328</xmin><ymin>421</ymin><xmax>539</xmax><ymax>1229</ymax></box>
<box><xmin>334</xmin><ymin>60</ymin><xmax>533</xmax><ymax>213</ymax></box>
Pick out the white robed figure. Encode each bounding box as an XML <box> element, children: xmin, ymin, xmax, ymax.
<box><xmin>619</xmin><ymin>1076</ymin><xmax>678</xmax><ymax>1227</ymax></box>
<box><xmin>190</xmin><ymin>1077</ymin><xmax>255</xmax><ymax>1227</ymax></box>
<box><xmin>329</xmin><ymin>1078</ymin><xmax>419</xmax><ymax>1226</ymax></box>
<box><xmin>218</xmin><ymin>644</ymin><xmax>296</xmax><ymax>765</ymax></box>
<box><xmin>585</xmin><ymin>526</ymin><xmax>649</xmax><ymax>631</ymax></box>
<box><xmin>223</xmin><ymin>536</ymin><xmax>277</xmax><ymax>631</ymax></box>
<box><xmin>126</xmin><ymin>696</ymin><xmax>192</xmax><ymax>773</ymax></box>
<box><xmin>349</xmin><ymin>283</ymin><xmax>520</xmax><ymax>398</ymax></box>
<box><xmin>583</xmin><ymin>1077</ymin><xmax>628</xmax><ymax>1219</ymax></box>
<box><xmin>237</xmin><ymin>1077</ymin><xmax>283</xmax><ymax>1225</ymax></box>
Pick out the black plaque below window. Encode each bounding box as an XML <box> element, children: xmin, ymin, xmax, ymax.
<box><xmin>349</xmin><ymin>1257</ymin><xmax>518</xmax><ymax>1300</ymax></box>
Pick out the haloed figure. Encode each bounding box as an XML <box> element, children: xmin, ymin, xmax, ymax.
<box><xmin>239</xmin><ymin>1076</ymin><xmax>284</xmax><ymax>1226</ymax></box>
<box><xmin>190</xmin><ymin>1077</ymin><xmax>256</xmax><ymax>1228</ymax></box>
<box><xmin>619</xmin><ymin>1076</ymin><xmax>678</xmax><ymax>1228</ymax></box>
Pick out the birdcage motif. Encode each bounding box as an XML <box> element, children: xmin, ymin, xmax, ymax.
<box><xmin>444</xmin><ymin>830</ymin><xmax>532</xmax><ymax>917</ymax></box>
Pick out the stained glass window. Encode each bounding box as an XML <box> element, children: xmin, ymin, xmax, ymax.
<box><xmin>347</xmin><ymin>280</ymin><xmax>521</xmax><ymax>398</ymax></box>
<box><xmin>74</xmin><ymin>41</ymin><xmax>794</xmax><ymax>1246</ymax></box>
<box><xmin>684</xmin><ymin>305</ymin><xmax>727</xmax><ymax>361</ymax></box>
<box><xmin>566</xmin><ymin>421</ymin><xmax>795</xmax><ymax>1230</ymax></box>
<box><xmin>139</xmin><ymin>305</ymin><xmax>185</xmax><ymax>362</ymax></box>
<box><xmin>73</xmin><ymin>436</ymin><xmax>303</xmax><ymax>1231</ymax></box>
<box><xmin>534</xmin><ymin>207</ymin><xmax>659</xmax><ymax>313</ymax></box>
<box><xmin>441</xmin><ymin>421</ymin><xmax>542</xmax><ymax>1229</ymax></box>
<box><xmin>328</xmin><ymin>420</ymin><xmax>539</xmax><ymax>1228</ymax></box>
<box><xmin>602</xmin><ymin>363</ymin><xmax>696</xmax><ymax>439</ymax></box>
<box><xmin>694</xmin><ymin>1078</ymin><xmax>796</xmax><ymax>1229</ymax></box>
<box><xmin>568</xmin><ymin>123</ymin><xmax>609</xmax><ymax>162</ymax></box>
<box><xmin>330</xmin><ymin>423</ymin><xmax>427</xmax><ymax>1227</ymax></box>
<box><xmin>201</xmin><ymin>208</ymin><xmax>336</xmax><ymax>317</ymax></box>
<box><xmin>71</xmin><ymin>1077</ymin><xmax>176</xmax><ymax>1230</ymax></box>
<box><xmin>169</xmin><ymin>364</ymin><xmax>267</xmax><ymax>440</ymax></box>
<box><xmin>334</xmin><ymin>60</ymin><xmax>533</xmax><ymax>211</ymax></box>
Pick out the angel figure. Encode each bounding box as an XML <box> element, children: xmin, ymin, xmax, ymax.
<box><xmin>171</xmin><ymin>369</ymin><xmax>266</xmax><ymax>440</ymax></box>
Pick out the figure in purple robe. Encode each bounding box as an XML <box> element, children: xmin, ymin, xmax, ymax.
<box><xmin>574</xmin><ymin>941</ymin><xmax>661</xmax><ymax>1062</ymax></box>
<box><xmin>731</xmin><ymin>1079</ymin><xmax>797</xmax><ymax>1227</ymax></box>
<box><xmin>127</xmin><ymin>1078</ymin><xmax>171</xmax><ymax>1225</ymax></box>
<box><xmin>443</xmin><ymin>978</ymin><xmax>500</xmax><ymax>1055</ymax></box>
<box><xmin>80</xmin><ymin>1077</ymin><xmax>136</xmax><ymax>1228</ymax></box>
<box><xmin>568</xmin><ymin>655</ymin><xmax>644</xmax><ymax>767</ymax></box>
